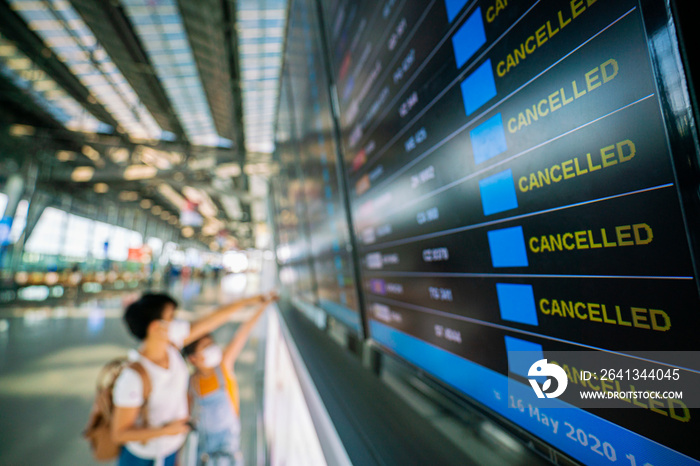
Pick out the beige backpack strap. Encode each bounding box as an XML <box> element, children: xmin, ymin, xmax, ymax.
<box><xmin>128</xmin><ymin>362</ymin><xmax>152</xmax><ymax>427</ymax></box>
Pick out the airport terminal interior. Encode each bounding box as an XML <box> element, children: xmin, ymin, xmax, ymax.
<box><xmin>1</xmin><ymin>0</ymin><xmax>700</xmax><ymax>465</ymax></box>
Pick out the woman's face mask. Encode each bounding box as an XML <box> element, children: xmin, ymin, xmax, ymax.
<box><xmin>163</xmin><ymin>319</ymin><xmax>190</xmax><ymax>347</ymax></box>
<box><xmin>201</xmin><ymin>344</ymin><xmax>222</xmax><ymax>368</ymax></box>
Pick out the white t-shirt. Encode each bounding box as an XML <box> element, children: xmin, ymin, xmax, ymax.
<box><xmin>112</xmin><ymin>345</ymin><xmax>190</xmax><ymax>460</ymax></box>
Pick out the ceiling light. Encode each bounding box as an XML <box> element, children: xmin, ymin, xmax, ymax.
<box><xmin>118</xmin><ymin>191</ymin><xmax>139</xmax><ymax>202</ymax></box>
<box><xmin>158</xmin><ymin>184</ymin><xmax>188</xmax><ymax>210</ymax></box>
<box><xmin>182</xmin><ymin>186</ymin><xmax>204</xmax><ymax>203</ymax></box>
<box><xmin>56</xmin><ymin>150</ymin><xmax>77</xmax><ymax>162</ymax></box>
<box><xmin>108</xmin><ymin>147</ymin><xmax>130</xmax><ymax>164</ymax></box>
<box><xmin>140</xmin><ymin>199</ymin><xmax>153</xmax><ymax>209</ymax></box>
<box><xmin>81</xmin><ymin>145</ymin><xmax>100</xmax><ymax>161</ymax></box>
<box><xmin>9</xmin><ymin>124</ymin><xmax>35</xmax><ymax>137</ymax></box>
<box><xmin>151</xmin><ymin>205</ymin><xmax>162</xmax><ymax>215</ymax></box>
<box><xmin>215</xmin><ymin>163</ymin><xmax>241</xmax><ymax>178</ymax></box>
<box><xmin>71</xmin><ymin>166</ymin><xmax>94</xmax><ymax>182</ymax></box>
<box><xmin>181</xmin><ymin>226</ymin><xmax>194</xmax><ymax>238</ymax></box>
<box><xmin>124</xmin><ymin>165</ymin><xmax>158</xmax><ymax>180</ymax></box>
<box><xmin>94</xmin><ymin>183</ymin><xmax>109</xmax><ymax>193</ymax></box>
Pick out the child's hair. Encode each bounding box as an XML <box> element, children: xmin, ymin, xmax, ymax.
<box><xmin>123</xmin><ymin>293</ymin><xmax>178</xmax><ymax>340</ymax></box>
<box><xmin>182</xmin><ymin>334</ymin><xmax>212</xmax><ymax>358</ymax></box>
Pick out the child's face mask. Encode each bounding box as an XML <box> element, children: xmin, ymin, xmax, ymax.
<box><xmin>201</xmin><ymin>344</ymin><xmax>223</xmax><ymax>368</ymax></box>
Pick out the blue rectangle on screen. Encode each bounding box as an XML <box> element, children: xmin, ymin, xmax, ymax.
<box><xmin>504</xmin><ymin>336</ymin><xmax>543</xmax><ymax>377</ymax></box>
<box><xmin>460</xmin><ymin>59</ymin><xmax>497</xmax><ymax>116</ymax></box>
<box><xmin>451</xmin><ymin>8</ymin><xmax>486</xmax><ymax>68</ymax></box>
<box><xmin>479</xmin><ymin>169</ymin><xmax>518</xmax><ymax>216</ymax></box>
<box><xmin>487</xmin><ymin>226</ymin><xmax>528</xmax><ymax>267</ymax></box>
<box><xmin>471</xmin><ymin>113</ymin><xmax>507</xmax><ymax>164</ymax></box>
<box><xmin>497</xmin><ymin>283</ymin><xmax>538</xmax><ymax>326</ymax></box>
<box><xmin>444</xmin><ymin>0</ymin><xmax>469</xmax><ymax>22</ymax></box>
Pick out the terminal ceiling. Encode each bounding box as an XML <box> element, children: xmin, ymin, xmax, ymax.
<box><xmin>0</xmin><ymin>0</ymin><xmax>287</xmax><ymax>248</ymax></box>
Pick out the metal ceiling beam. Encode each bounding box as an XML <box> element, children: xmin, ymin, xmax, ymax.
<box><xmin>68</xmin><ymin>0</ymin><xmax>188</xmax><ymax>142</ymax></box>
<box><xmin>0</xmin><ymin>0</ymin><xmax>121</xmax><ymax>129</ymax></box>
<box><xmin>177</xmin><ymin>0</ymin><xmax>237</xmax><ymax>144</ymax></box>
<box><xmin>223</xmin><ymin>0</ymin><xmax>246</xmax><ymax>159</ymax></box>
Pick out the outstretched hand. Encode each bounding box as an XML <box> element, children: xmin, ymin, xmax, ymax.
<box><xmin>265</xmin><ymin>290</ymin><xmax>280</xmax><ymax>302</ymax></box>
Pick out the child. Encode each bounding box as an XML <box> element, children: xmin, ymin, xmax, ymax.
<box><xmin>183</xmin><ymin>295</ymin><xmax>275</xmax><ymax>465</ymax></box>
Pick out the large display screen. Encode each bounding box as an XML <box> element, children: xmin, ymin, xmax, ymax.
<box><xmin>272</xmin><ymin>0</ymin><xmax>362</xmax><ymax>333</ymax></box>
<box><xmin>314</xmin><ymin>0</ymin><xmax>700</xmax><ymax>464</ymax></box>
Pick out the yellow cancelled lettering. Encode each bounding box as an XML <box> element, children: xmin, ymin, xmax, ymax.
<box><xmin>588</xmin><ymin>230</ymin><xmax>603</xmax><ymax>249</ymax></box>
<box><xmin>618</xmin><ymin>139</ymin><xmax>636</xmax><ymax>162</ymax></box>
<box><xmin>562</xmin><ymin>232</ymin><xmax>575</xmax><ymax>250</ymax></box>
<box><xmin>631</xmin><ymin>307</ymin><xmax>650</xmax><ymax>329</ymax></box>
<box><xmin>560</xmin><ymin>86</ymin><xmax>574</xmax><ymax>106</ymax></box>
<box><xmin>600</xmin><ymin>229</ymin><xmax>617</xmax><ymax>247</ymax></box>
<box><xmin>669</xmin><ymin>399</ymin><xmax>690</xmax><ymax>422</ymax></box>
<box><xmin>600</xmin><ymin>144</ymin><xmax>617</xmax><ymax>167</ymax></box>
<box><xmin>487</xmin><ymin>6</ymin><xmax>496</xmax><ymax>22</ymax></box>
<box><xmin>616</xmin><ymin>306</ymin><xmax>632</xmax><ymax>327</ymax></box>
<box><xmin>549</xmin><ymin>234</ymin><xmax>563</xmax><ymax>251</ymax></box>
<box><xmin>574</xmin><ymin>157</ymin><xmax>588</xmax><ymax>176</ymax></box>
<box><xmin>601</xmin><ymin>304</ymin><xmax>616</xmax><ymax>324</ymax></box>
<box><xmin>535</xmin><ymin>24</ymin><xmax>548</xmax><ymax>47</ymax></box>
<box><xmin>562</xmin><ymin>159</ymin><xmax>575</xmax><ymax>179</ymax></box>
<box><xmin>588</xmin><ymin>303</ymin><xmax>602</xmax><ymax>322</ymax></box>
<box><xmin>529</xmin><ymin>172</ymin><xmax>540</xmax><ymax>189</ymax></box>
<box><xmin>561</xmin><ymin>301</ymin><xmax>574</xmax><ymax>318</ymax></box>
<box><xmin>548</xmin><ymin>90</ymin><xmax>561</xmax><ymax>112</ymax></box>
<box><xmin>616</xmin><ymin>225</ymin><xmax>634</xmax><ymax>246</ymax></box>
<box><xmin>570</xmin><ymin>0</ymin><xmax>586</xmax><ymax>18</ymax></box>
<box><xmin>601</xmin><ymin>58</ymin><xmax>619</xmax><ymax>83</ymax></box>
<box><xmin>585</xmin><ymin>66</ymin><xmax>601</xmax><ymax>91</ymax></box>
<box><xmin>507</xmin><ymin>117</ymin><xmax>517</xmax><ymax>133</ymax></box>
<box><xmin>572</xmin><ymin>79</ymin><xmax>587</xmax><ymax>98</ymax></box>
<box><xmin>497</xmin><ymin>60</ymin><xmax>507</xmax><ymax>77</ymax></box>
<box><xmin>586</xmin><ymin>152</ymin><xmax>602</xmax><ymax>171</ymax></box>
<box><xmin>551</xmin><ymin>300</ymin><xmax>562</xmax><ymax>316</ymax></box>
<box><xmin>558</xmin><ymin>10</ymin><xmax>572</xmax><ymax>29</ymax></box>
<box><xmin>633</xmin><ymin>223</ymin><xmax>653</xmax><ymax>245</ymax></box>
<box><xmin>525</xmin><ymin>35</ymin><xmax>536</xmax><ymax>54</ymax></box>
<box><xmin>518</xmin><ymin>176</ymin><xmax>529</xmax><ymax>192</ymax></box>
<box><xmin>550</xmin><ymin>165</ymin><xmax>562</xmax><ymax>182</ymax></box>
<box><xmin>650</xmin><ymin>309</ymin><xmax>671</xmax><ymax>331</ymax></box>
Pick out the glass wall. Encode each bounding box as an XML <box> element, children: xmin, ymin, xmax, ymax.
<box><xmin>272</xmin><ymin>0</ymin><xmax>361</xmax><ymax>333</ymax></box>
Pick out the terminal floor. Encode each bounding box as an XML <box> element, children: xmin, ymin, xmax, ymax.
<box><xmin>0</xmin><ymin>273</ymin><xmax>266</xmax><ymax>466</ymax></box>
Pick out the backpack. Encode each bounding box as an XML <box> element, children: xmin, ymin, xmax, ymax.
<box><xmin>83</xmin><ymin>358</ymin><xmax>152</xmax><ymax>461</ymax></box>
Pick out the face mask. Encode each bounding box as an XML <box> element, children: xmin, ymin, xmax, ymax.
<box><xmin>201</xmin><ymin>344</ymin><xmax>222</xmax><ymax>368</ymax></box>
<box><xmin>165</xmin><ymin>319</ymin><xmax>190</xmax><ymax>347</ymax></box>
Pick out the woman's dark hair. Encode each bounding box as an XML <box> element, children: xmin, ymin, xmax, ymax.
<box><xmin>123</xmin><ymin>293</ymin><xmax>178</xmax><ymax>340</ymax></box>
<box><xmin>182</xmin><ymin>334</ymin><xmax>212</xmax><ymax>358</ymax></box>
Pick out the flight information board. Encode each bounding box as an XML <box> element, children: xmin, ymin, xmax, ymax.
<box><xmin>319</xmin><ymin>0</ymin><xmax>700</xmax><ymax>464</ymax></box>
<box><xmin>273</xmin><ymin>0</ymin><xmax>362</xmax><ymax>333</ymax></box>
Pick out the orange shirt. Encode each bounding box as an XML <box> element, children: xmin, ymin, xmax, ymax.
<box><xmin>193</xmin><ymin>366</ymin><xmax>240</xmax><ymax>416</ymax></box>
